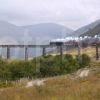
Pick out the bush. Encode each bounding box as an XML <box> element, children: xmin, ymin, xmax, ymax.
<box><xmin>61</xmin><ymin>54</ymin><xmax>79</xmax><ymax>73</ymax></box>
<box><xmin>9</xmin><ymin>61</ymin><xmax>37</xmax><ymax>80</ymax></box>
<box><xmin>76</xmin><ymin>54</ymin><xmax>91</xmax><ymax>68</ymax></box>
<box><xmin>0</xmin><ymin>54</ymin><xmax>90</xmax><ymax>82</ymax></box>
<box><xmin>40</xmin><ymin>55</ymin><xmax>61</xmax><ymax>77</ymax></box>
<box><xmin>0</xmin><ymin>60</ymin><xmax>37</xmax><ymax>81</ymax></box>
<box><xmin>0</xmin><ymin>60</ymin><xmax>12</xmax><ymax>81</ymax></box>
<box><xmin>40</xmin><ymin>54</ymin><xmax>79</xmax><ymax>77</ymax></box>
<box><xmin>64</xmin><ymin>54</ymin><xmax>73</xmax><ymax>61</ymax></box>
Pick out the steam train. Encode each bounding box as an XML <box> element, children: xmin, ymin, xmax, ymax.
<box><xmin>50</xmin><ymin>35</ymin><xmax>100</xmax><ymax>46</ymax></box>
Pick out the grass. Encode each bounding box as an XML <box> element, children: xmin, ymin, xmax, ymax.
<box><xmin>65</xmin><ymin>47</ymin><xmax>97</xmax><ymax>58</ymax></box>
<box><xmin>0</xmin><ymin>64</ymin><xmax>99</xmax><ymax>100</ymax></box>
<box><xmin>0</xmin><ymin>47</ymin><xmax>100</xmax><ymax>100</ymax></box>
<box><xmin>52</xmin><ymin>46</ymin><xmax>99</xmax><ymax>60</ymax></box>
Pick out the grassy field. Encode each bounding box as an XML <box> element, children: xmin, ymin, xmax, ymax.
<box><xmin>52</xmin><ymin>46</ymin><xmax>99</xmax><ymax>59</ymax></box>
<box><xmin>65</xmin><ymin>47</ymin><xmax>96</xmax><ymax>57</ymax></box>
<box><xmin>0</xmin><ymin>47</ymin><xmax>100</xmax><ymax>100</ymax></box>
<box><xmin>0</xmin><ymin>62</ymin><xmax>99</xmax><ymax>100</ymax></box>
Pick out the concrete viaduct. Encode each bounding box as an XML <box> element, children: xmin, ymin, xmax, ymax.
<box><xmin>0</xmin><ymin>44</ymin><xmax>99</xmax><ymax>60</ymax></box>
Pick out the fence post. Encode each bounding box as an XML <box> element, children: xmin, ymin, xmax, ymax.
<box><xmin>77</xmin><ymin>43</ymin><xmax>81</xmax><ymax>60</ymax></box>
<box><xmin>96</xmin><ymin>45</ymin><xmax>99</xmax><ymax>60</ymax></box>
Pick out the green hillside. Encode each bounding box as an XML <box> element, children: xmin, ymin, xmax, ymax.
<box><xmin>81</xmin><ymin>24</ymin><xmax>100</xmax><ymax>37</ymax></box>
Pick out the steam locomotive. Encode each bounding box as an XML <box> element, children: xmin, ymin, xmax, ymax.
<box><xmin>50</xmin><ymin>35</ymin><xmax>100</xmax><ymax>46</ymax></box>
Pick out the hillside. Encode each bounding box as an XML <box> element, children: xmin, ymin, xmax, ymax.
<box><xmin>0</xmin><ymin>20</ymin><xmax>23</xmax><ymax>43</ymax></box>
<box><xmin>70</xmin><ymin>19</ymin><xmax>100</xmax><ymax>36</ymax></box>
<box><xmin>0</xmin><ymin>21</ymin><xmax>73</xmax><ymax>44</ymax></box>
<box><xmin>0</xmin><ymin>62</ymin><xmax>99</xmax><ymax>100</ymax></box>
<box><xmin>81</xmin><ymin>24</ymin><xmax>100</xmax><ymax>37</ymax></box>
<box><xmin>22</xmin><ymin>23</ymin><xmax>73</xmax><ymax>44</ymax></box>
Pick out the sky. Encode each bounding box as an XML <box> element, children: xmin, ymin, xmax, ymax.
<box><xmin>0</xmin><ymin>0</ymin><xmax>100</xmax><ymax>30</ymax></box>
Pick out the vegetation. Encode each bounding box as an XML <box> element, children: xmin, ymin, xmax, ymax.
<box><xmin>76</xmin><ymin>54</ymin><xmax>91</xmax><ymax>68</ymax></box>
<box><xmin>0</xmin><ymin>54</ymin><xmax>91</xmax><ymax>87</ymax></box>
<box><xmin>0</xmin><ymin>53</ymin><xmax>99</xmax><ymax>100</ymax></box>
<box><xmin>81</xmin><ymin>24</ymin><xmax>100</xmax><ymax>37</ymax></box>
<box><xmin>0</xmin><ymin>67</ymin><xmax>99</xmax><ymax>100</ymax></box>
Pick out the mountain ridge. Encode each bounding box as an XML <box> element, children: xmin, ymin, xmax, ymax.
<box><xmin>81</xmin><ymin>23</ymin><xmax>100</xmax><ymax>37</ymax></box>
<box><xmin>70</xmin><ymin>19</ymin><xmax>100</xmax><ymax>36</ymax></box>
<box><xmin>0</xmin><ymin>21</ymin><xmax>73</xmax><ymax>44</ymax></box>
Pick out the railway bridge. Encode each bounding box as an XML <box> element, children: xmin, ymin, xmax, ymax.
<box><xmin>0</xmin><ymin>43</ymin><xmax>99</xmax><ymax>60</ymax></box>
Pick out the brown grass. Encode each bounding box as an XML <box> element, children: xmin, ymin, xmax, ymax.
<box><xmin>52</xmin><ymin>46</ymin><xmax>100</xmax><ymax>60</ymax></box>
<box><xmin>0</xmin><ymin>47</ymin><xmax>100</xmax><ymax>100</ymax></box>
<box><xmin>65</xmin><ymin>47</ymin><xmax>97</xmax><ymax>58</ymax></box>
<box><xmin>0</xmin><ymin>66</ymin><xmax>100</xmax><ymax>100</ymax></box>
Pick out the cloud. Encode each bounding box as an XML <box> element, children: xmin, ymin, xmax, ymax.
<box><xmin>0</xmin><ymin>0</ymin><xmax>100</xmax><ymax>29</ymax></box>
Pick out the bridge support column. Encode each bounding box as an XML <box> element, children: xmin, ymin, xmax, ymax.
<box><xmin>96</xmin><ymin>45</ymin><xmax>99</xmax><ymax>60</ymax></box>
<box><xmin>42</xmin><ymin>47</ymin><xmax>46</xmax><ymax>56</ymax></box>
<box><xmin>7</xmin><ymin>47</ymin><xmax>10</xmax><ymax>60</ymax></box>
<box><xmin>25</xmin><ymin>47</ymin><xmax>28</xmax><ymax>60</ymax></box>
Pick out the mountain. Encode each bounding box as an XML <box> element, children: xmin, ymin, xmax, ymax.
<box><xmin>22</xmin><ymin>23</ymin><xmax>73</xmax><ymax>44</ymax></box>
<box><xmin>0</xmin><ymin>21</ymin><xmax>73</xmax><ymax>45</ymax></box>
<box><xmin>81</xmin><ymin>23</ymin><xmax>100</xmax><ymax>37</ymax></box>
<box><xmin>0</xmin><ymin>21</ymin><xmax>73</xmax><ymax>59</ymax></box>
<box><xmin>0</xmin><ymin>20</ymin><xmax>23</xmax><ymax>41</ymax></box>
<box><xmin>70</xmin><ymin>19</ymin><xmax>100</xmax><ymax>36</ymax></box>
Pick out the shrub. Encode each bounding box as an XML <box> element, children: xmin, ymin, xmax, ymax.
<box><xmin>76</xmin><ymin>54</ymin><xmax>91</xmax><ymax>68</ymax></box>
<box><xmin>40</xmin><ymin>54</ymin><xmax>79</xmax><ymax>77</ymax></box>
<box><xmin>0</xmin><ymin>54</ymin><xmax>90</xmax><ymax>82</ymax></box>
<box><xmin>64</xmin><ymin>54</ymin><xmax>73</xmax><ymax>61</ymax></box>
<box><xmin>40</xmin><ymin>55</ymin><xmax>61</xmax><ymax>77</ymax></box>
<box><xmin>62</xmin><ymin>54</ymin><xmax>79</xmax><ymax>73</ymax></box>
<box><xmin>0</xmin><ymin>59</ymin><xmax>12</xmax><ymax>81</ymax></box>
<box><xmin>9</xmin><ymin>61</ymin><xmax>37</xmax><ymax>80</ymax></box>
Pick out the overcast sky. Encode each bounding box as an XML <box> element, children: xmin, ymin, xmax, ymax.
<box><xmin>0</xmin><ymin>0</ymin><xmax>100</xmax><ymax>30</ymax></box>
